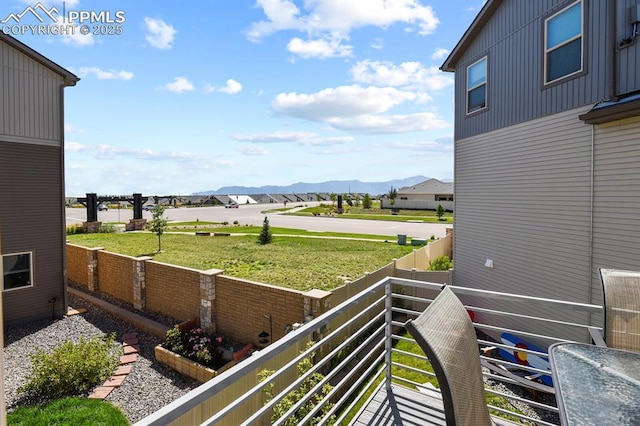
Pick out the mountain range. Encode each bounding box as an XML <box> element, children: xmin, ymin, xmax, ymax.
<box><xmin>196</xmin><ymin>176</ymin><xmax>438</xmax><ymax>196</ymax></box>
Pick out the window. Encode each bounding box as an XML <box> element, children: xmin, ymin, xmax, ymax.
<box><xmin>545</xmin><ymin>1</ymin><xmax>583</xmax><ymax>84</ymax></box>
<box><xmin>3</xmin><ymin>252</ymin><xmax>33</xmax><ymax>291</ymax></box>
<box><xmin>467</xmin><ymin>57</ymin><xmax>487</xmax><ymax>114</ymax></box>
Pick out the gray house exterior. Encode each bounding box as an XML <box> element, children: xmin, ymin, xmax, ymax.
<box><xmin>380</xmin><ymin>178</ymin><xmax>453</xmax><ymax>210</ymax></box>
<box><xmin>0</xmin><ymin>34</ymin><xmax>78</xmax><ymax>323</ymax></box>
<box><xmin>442</xmin><ymin>0</ymin><xmax>640</xmax><ymax>338</ymax></box>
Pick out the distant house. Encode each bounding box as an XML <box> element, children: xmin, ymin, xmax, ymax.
<box><xmin>0</xmin><ymin>34</ymin><xmax>79</xmax><ymax>323</ymax></box>
<box><xmin>380</xmin><ymin>178</ymin><xmax>453</xmax><ymax>210</ymax></box>
<box><xmin>441</xmin><ymin>0</ymin><xmax>640</xmax><ymax>312</ymax></box>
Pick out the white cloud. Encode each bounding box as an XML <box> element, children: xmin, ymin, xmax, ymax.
<box><xmin>432</xmin><ymin>48</ymin><xmax>449</xmax><ymax>60</ymax></box>
<box><xmin>144</xmin><ymin>17</ymin><xmax>176</xmax><ymax>49</ymax></box>
<box><xmin>238</xmin><ymin>146</ymin><xmax>270</xmax><ymax>156</ymax></box>
<box><xmin>78</xmin><ymin>67</ymin><xmax>134</xmax><ymax>80</ymax></box>
<box><xmin>247</xmin><ymin>0</ymin><xmax>439</xmax><ymax>58</ymax></box>
<box><xmin>272</xmin><ymin>85</ymin><xmax>417</xmax><ymax>121</ymax></box>
<box><xmin>64</xmin><ymin>124</ymin><xmax>85</xmax><ymax>133</ymax></box>
<box><xmin>287</xmin><ymin>37</ymin><xmax>352</xmax><ymax>59</ymax></box>
<box><xmin>218</xmin><ymin>79</ymin><xmax>243</xmax><ymax>94</ymax></box>
<box><xmin>232</xmin><ymin>131</ymin><xmax>354</xmax><ymax>146</ymax></box>
<box><xmin>65</xmin><ymin>141</ymin><xmax>216</xmax><ymax>163</ymax></box>
<box><xmin>370</xmin><ymin>37</ymin><xmax>384</xmax><ymax>50</ymax></box>
<box><xmin>328</xmin><ymin>112</ymin><xmax>449</xmax><ymax>134</ymax></box>
<box><xmin>165</xmin><ymin>76</ymin><xmax>194</xmax><ymax>93</ymax></box>
<box><xmin>350</xmin><ymin>60</ymin><xmax>453</xmax><ymax>91</ymax></box>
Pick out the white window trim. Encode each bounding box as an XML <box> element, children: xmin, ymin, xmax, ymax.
<box><xmin>466</xmin><ymin>56</ymin><xmax>488</xmax><ymax>115</ymax></box>
<box><xmin>2</xmin><ymin>251</ymin><xmax>34</xmax><ymax>292</ymax></box>
<box><xmin>544</xmin><ymin>0</ymin><xmax>583</xmax><ymax>85</ymax></box>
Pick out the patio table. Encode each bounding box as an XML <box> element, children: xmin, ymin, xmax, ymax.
<box><xmin>549</xmin><ymin>342</ymin><xmax>640</xmax><ymax>425</ymax></box>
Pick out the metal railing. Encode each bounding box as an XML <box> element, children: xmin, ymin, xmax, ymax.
<box><xmin>134</xmin><ymin>277</ymin><xmax>602</xmax><ymax>426</ymax></box>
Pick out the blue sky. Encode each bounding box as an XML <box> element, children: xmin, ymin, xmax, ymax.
<box><xmin>3</xmin><ymin>0</ymin><xmax>483</xmax><ymax>196</ymax></box>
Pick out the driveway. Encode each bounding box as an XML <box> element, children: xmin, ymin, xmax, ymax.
<box><xmin>66</xmin><ymin>203</ymin><xmax>451</xmax><ymax>238</ymax></box>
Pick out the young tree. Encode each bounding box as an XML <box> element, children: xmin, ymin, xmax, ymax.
<box><xmin>362</xmin><ymin>193</ymin><xmax>372</xmax><ymax>209</ymax></box>
<box><xmin>149</xmin><ymin>205</ymin><xmax>168</xmax><ymax>252</ymax></box>
<box><xmin>436</xmin><ymin>204</ymin><xmax>445</xmax><ymax>221</ymax></box>
<box><xmin>387</xmin><ymin>187</ymin><xmax>398</xmax><ymax>206</ymax></box>
<box><xmin>329</xmin><ymin>193</ymin><xmax>337</xmax><ymax>205</ymax></box>
<box><xmin>258</xmin><ymin>216</ymin><xmax>272</xmax><ymax>245</ymax></box>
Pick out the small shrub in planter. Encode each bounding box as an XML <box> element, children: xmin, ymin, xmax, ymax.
<box><xmin>164</xmin><ymin>326</ymin><xmax>222</xmax><ymax>369</ymax></box>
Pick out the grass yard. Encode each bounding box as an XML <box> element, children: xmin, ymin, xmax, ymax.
<box><xmin>8</xmin><ymin>397</ymin><xmax>129</xmax><ymax>425</ymax></box>
<box><xmin>287</xmin><ymin>204</ymin><xmax>453</xmax><ymax>223</ymax></box>
<box><xmin>67</xmin><ymin>233</ymin><xmax>415</xmax><ymax>291</ymax></box>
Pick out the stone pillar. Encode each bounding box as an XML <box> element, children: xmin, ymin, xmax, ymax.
<box><xmin>302</xmin><ymin>289</ymin><xmax>332</xmax><ymax>351</ymax></box>
<box><xmin>200</xmin><ymin>269</ymin><xmax>223</xmax><ymax>334</ymax></box>
<box><xmin>133</xmin><ymin>257</ymin><xmax>152</xmax><ymax>310</ymax></box>
<box><xmin>82</xmin><ymin>221</ymin><xmax>102</xmax><ymax>233</ymax></box>
<box><xmin>86</xmin><ymin>247</ymin><xmax>103</xmax><ymax>291</ymax></box>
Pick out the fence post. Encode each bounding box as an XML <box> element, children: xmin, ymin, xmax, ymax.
<box><xmin>133</xmin><ymin>257</ymin><xmax>152</xmax><ymax>310</ymax></box>
<box><xmin>86</xmin><ymin>247</ymin><xmax>103</xmax><ymax>291</ymax></box>
<box><xmin>200</xmin><ymin>269</ymin><xmax>223</xmax><ymax>334</ymax></box>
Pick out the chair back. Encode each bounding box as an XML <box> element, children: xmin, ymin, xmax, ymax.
<box><xmin>600</xmin><ymin>268</ymin><xmax>640</xmax><ymax>352</ymax></box>
<box><xmin>405</xmin><ymin>286</ymin><xmax>492</xmax><ymax>426</ymax></box>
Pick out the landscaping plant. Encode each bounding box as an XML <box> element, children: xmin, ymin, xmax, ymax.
<box><xmin>257</xmin><ymin>216</ymin><xmax>273</xmax><ymax>245</ymax></box>
<box><xmin>18</xmin><ymin>333</ymin><xmax>121</xmax><ymax>401</ymax></box>
<box><xmin>259</xmin><ymin>342</ymin><xmax>335</xmax><ymax>426</ymax></box>
<box><xmin>164</xmin><ymin>326</ymin><xmax>222</xmax><ymax>369</ymax></box>
<box><xmin>427</xmin><ymin>255</ymin><xmax>453</xmax><ymax>271</ymax></box>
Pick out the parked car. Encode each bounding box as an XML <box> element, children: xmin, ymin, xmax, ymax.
<box><xmin>143</xmin><ymin>204</ymin><xmax>158</xmax><ymax>211</ymax></box>
<box><xmin>225</xmin><ymin>203</ymin><xmax>239</xmax><ymax>208</ymax></box>
<box><xmin>98</xmin><ymin>203</ymin><xmax>108</xmax><ymax>211</ymax></box>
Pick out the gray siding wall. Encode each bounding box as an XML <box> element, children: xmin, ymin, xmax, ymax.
<box><xmin>616</xmin><ymin>0</ymin><xmax>640</xmax><ymax>94</ymax></box>
<box><xmin>452</xmin><ymin>0</ymin><xmax>616</xmax><ymax>140</ymax></box>
<box><xmin>453</xmin><ymin>105</ymin><xmax>594</xmax><ymax>338</ymax></box>
<box><xmin>0</xmin><ymin>39</ymin><xmax>63</xmax><ymax>145</ymax></box>
<box><xmin>1</xmin><ymin>141</ymin><xmax>65</xmax><ymax>322</ymax></box>
<box><xmin>591</xmin><ymin>116</ymin><xmax>640</xmax><ymax>304</ymax></box>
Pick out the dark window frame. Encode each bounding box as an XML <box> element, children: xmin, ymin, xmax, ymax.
<box><xmin>543</xmin><ymin>0</ymin><xmax>586</xmax><ymax>86</ymax></box>
<box><xmin>3</xmin><ymin>252</ymin><xmax>34</xmax><ymax>292</ymax></box>
<box><xmin>466</xmin><ymin>56</ymin><xmax>488</xmax><ymax>115</ymax></box>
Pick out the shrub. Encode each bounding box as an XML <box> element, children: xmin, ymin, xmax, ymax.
<box><xmin>258</xmin><ymin>216</ymin><xmax>272</xmax><ymax>245</ymax></box>
<box><xmin>163</xmin><ymin>326</ymin><xmax>222</xmax><ymax>369</ymax></box>
<box><xmin>259</xmin><ymin>342</ymin><xmax>335</xmax><ymax>425</ymax></box>
<box><xmin>99</xmin><ymin>223</ymin><xmax>117</xmax><ymax>233</ymax></box>
<box><xmin>66</xmin><ymin>224</ymin><xmax>84</xmax><ymax>235</ymax></box>
<box><xmin>18</xmin><ymin>333</ymin><xmax>121</xmax><ymax>401</ymax></box>
<box><xmin>427</xmin><ymin>255</ymin><xmax>453</xmax><ymax>271</ymax></box>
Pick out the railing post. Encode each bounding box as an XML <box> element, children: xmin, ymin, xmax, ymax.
<box><xmin>385</xmin><ymin>281</ymin><xmax>393</xmax><ymax>390</ymax></box>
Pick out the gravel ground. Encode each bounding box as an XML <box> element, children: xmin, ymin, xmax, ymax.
<box><xmin>3</xmin><ymin>292</ymin><xmax>200</xmax><ymax>423</ymax></box>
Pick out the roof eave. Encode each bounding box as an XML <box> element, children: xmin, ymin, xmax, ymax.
<box><xmin>578</xmin><ymin>98</ymin><xmax>640</xmax><ymax>124</ymax></box>
<box><xmin>439</xmin><ymin>0</ymin><xmax>503</xmax><ymax>72</ymax></box>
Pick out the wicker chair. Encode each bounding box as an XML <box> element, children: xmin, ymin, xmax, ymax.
<box><xmin>405</xmin><ymin>286</ymin><xmax>493</xmax><ymax>426</ymax></box>
<box><xmin>592</xmin><ymin>268</ymin><xmax>640</xmax><ymax>352</ymax></box>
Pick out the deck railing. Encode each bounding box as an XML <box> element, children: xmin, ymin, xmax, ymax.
<box><xmin>134</xmin><ymin>277</ymin><xmax>602</xmax><ymax>426</ymax></box>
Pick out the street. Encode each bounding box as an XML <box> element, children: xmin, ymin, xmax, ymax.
<box><xmin>66</xmin><ymin>203</ymin><xmax>451</xmax><ymax>238</ymax></box>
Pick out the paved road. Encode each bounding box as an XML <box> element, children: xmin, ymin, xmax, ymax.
<box><xmin>66</xmin><ymin>203</ymin><xmax>451</xmax><ymax>238</ymax></box>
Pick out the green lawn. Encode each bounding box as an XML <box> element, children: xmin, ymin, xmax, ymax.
<box><xmin>8</xmin><ymin>397</ymin><xmax>129</xmax><ymax>425</ymax></box>
<box><xmin>286</xmin><ymin>204</ymin><xmax>453</xmax><ymax>224</ymax></box>
<box><xmin>67</xmin><ymin>233</ymin><xmax>415</xmax><ymax>291</ymax></box>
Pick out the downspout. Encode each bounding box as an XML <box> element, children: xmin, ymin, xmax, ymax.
<box><xmin>588</xmin><ymin>124</ymin><xmax>594</xmax><ymax>310</ymax></box>
<box><xmin>607</xmin><ymin>0</ymin><xmax>617</xmax><ymax>101</ymax></box>
<box><xmin>60</xmin><ymin>84</ymin><xmax>68</xmax><ymax>317</ymax></box>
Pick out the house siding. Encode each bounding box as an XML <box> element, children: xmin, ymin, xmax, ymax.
<box><xmin>0</xmin><ymin>141</ymin><xmax>65</xmax><ymax>322</ymax></box>
<box><xmin>452</xmin><ymin>0</ymin><xmax>614</xmax><ymax>140</ymax></box>
<box><xmin>454</xmin><ymin>105</ymin><xmax>593</xmax><ymax>301</ymax></box>
<box><xmin>0</xmin><ymin>39</ymin><xmax>62</xmax><ymax>145</ymax></box>
<box><xmin>592</xmin><ymin>116</ymin><xmax>640</xmax><ymax>302</ymax></box>
<box><xmin>616</xmin><ymin>0</ymin><xmax>640</xmax><ymax>94</ymax></box>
